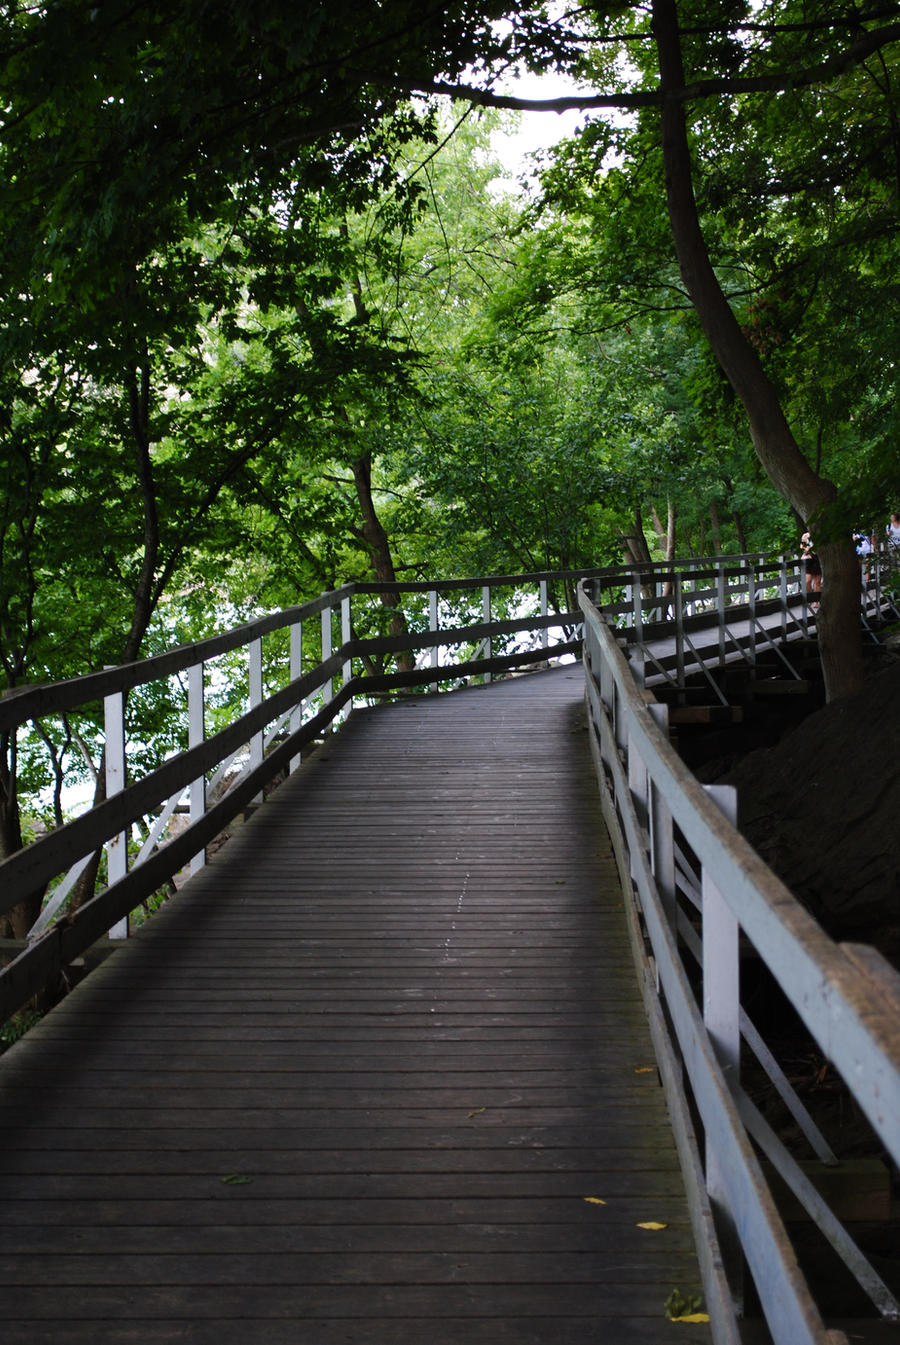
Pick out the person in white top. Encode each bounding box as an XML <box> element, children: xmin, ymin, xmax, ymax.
<box><xmin>855</xmin><ymin>528</ymin><xmax>874</xmax><ymax>585</ymax></box>
<box><xmin>887</xmin><ymin>512</ymin><xmax>900</xmax><ymax>551</ymax></box>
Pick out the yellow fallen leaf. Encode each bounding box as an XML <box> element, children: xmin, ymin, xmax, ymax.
<box><xmin>634</xmin><ymin>1066</ymin><xmax>655</xmax><ymax>1074</ymax></box>
<box><xmin>583</xmin><ymin>1196</ymin><xmax>607</xmax><ymax>1205</ymax></box>
<box><xmin>637</xmin><ymin>1221</ymin><xmax>668</xmax><ymax>1230</ymax></box>
<box><xmin>670</xmin><ymin>1313</ymin><xmax>711</xmax><ymax>1324</ymax></box>
<box><xmin>467</xmin><ymin>1107</ymin><xmax>486</xmax><ymax>1118</ymax></box>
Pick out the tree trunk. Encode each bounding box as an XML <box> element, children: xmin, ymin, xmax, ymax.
<box><xmin>123</xmin><ymin>354</ymin><xmax>159</xmax><ymax>664</ymax></box>
<box><xmin>665</xmin><ymin>498</ymin><xmax>676</xmax><ymax>564</ymax></box>
<box><xmin>732</xmin><ymin>509</ymin><xmax>748</xmax><ymax>555</ymax></box>
<box><xmin>652</xmin><ymin>0</ymin><xmax>864</xmax><ymax>700</ymax></box>
<box><xmin>650</xmin><ymin>504</ymin><xmax>666</xmax><ymax>550</ymax></box>
<box><xmin>351</xmin><ymin>454</ymin><xmax>414</xmax><ymax>674</ymax></box>
<box><xmin>651</xmin><ymin>500</ymin><xmax>676</xmax><ymax>593</ymax></box>
<box><xmin>622</xmin><ymin>508</ymin><xmax>653</xmax><ymax>567</ymax></box>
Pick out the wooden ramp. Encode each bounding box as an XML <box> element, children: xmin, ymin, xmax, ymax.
<box><xmin>0</xmin><ymin>666</ymin><xmax>710</xmax><ymax>1344</ymax></box>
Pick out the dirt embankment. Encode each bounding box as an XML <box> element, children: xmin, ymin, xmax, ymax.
<box><xmin>719</xmin><ymin>654</ymin><xmax>900</xmax><ymax>960</ymax></box>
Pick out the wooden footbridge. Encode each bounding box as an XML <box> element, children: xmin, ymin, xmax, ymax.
<box><xmin>2</xmin><ymin>555</ymin><xmax>899</xmax><ymax>1345</ymax></box>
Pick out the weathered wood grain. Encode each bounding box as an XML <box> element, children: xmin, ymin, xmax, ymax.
<box><xmin>0</xmin><ymin>667</ymin><xmax>709</xmax><ymax>1343</ymax></box>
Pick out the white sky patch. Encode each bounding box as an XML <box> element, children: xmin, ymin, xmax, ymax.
<box><xmin>491</xmin><ymin>70</ymin><xmax>587</xmax><ymax>182</ymax></box>
<box><xmin>483</xmin><ymin>62</ymin><xmax>607</xmax><ymax>198</ymax></box>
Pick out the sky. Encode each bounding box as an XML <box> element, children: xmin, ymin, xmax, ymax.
<box><xmin>489</xmin><ymin>69</ymin><xmax>590</xmax><ymax>187</ymax></box>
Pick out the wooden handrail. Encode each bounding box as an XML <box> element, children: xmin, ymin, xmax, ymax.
<box><xmin>578</xmin><ymin>576</ymin><xmax>900</xmax><ymax>1344</ymax></box>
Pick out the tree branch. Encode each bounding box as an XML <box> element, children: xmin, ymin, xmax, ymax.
<box><xmin>379</xmin><ymin>20</ymin><xmax>900</xmax><ymax>112</ymax></box>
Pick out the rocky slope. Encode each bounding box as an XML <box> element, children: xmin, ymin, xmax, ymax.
<box><xmin>720</xmin><ymin>652</ymin><xmax>900</xmax><ymax>959</ymax></box>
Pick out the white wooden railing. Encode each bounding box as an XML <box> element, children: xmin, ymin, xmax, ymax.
<box><xmin>579</xmin><ymin>566</ymin><xmax>900</xmax><ymax>1345</ymax></box>
<box><xmin>0</xmin><ymin>568</ymin><xmax>594</xmax><ymax>1021</ymax></box>
<box><xmin>3</xmin><ymin>552</ymin><xmax>893</xmax><ymax>1020</ymax></box>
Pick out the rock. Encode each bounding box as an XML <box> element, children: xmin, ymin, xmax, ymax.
<box><xmin>721</xmin><ymin>658</ymin><xmax>900</xmax><ymax>951</ymax></box>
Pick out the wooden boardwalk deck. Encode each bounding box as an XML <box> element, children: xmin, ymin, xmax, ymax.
<box><xmin>0</xmin><ymin>666</ymin><xmax>710</xmax><ymax>1345</ymax></box>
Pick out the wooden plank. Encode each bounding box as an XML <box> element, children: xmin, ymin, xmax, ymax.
<box><xmin>0</xmin><ymin>1193</ymin><xmax>702</xmax><ymax>1226</ymax></box>
<box><xmin>0</xmin><ymin>668</ymin><xmax>709</xmax><ymax>1343</ymax></box>
<box><xmin>0</xmin><ymin>1169</ymin><xmax>695</xmax><ymax>1200</ymax></box>
<box><xmin>0</xmin><ymin>1323</ymin><xmax>712</xmax><ymax>1345</ymax></box>
<box><xmin>2</xmin><ymin>1219</ymin><xmax>699</xmax><ymax>1255</ymax></box>
<box><xmin>0</xmin><ymin>1282</ymin><xmax>711</xmax><ymax>1320</ymax></box>
<box><xmin>0</xmin><ymin>1141</ymin><xmax>683</xmax><ymax>1175</ymax></box>
<box><xmin>0</xmin><ymin>1320</ymin><xmax>713</xmax><ymax>1345</ymax></box>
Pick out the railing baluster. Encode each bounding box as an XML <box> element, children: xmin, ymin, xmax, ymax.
<box><xmin>631</xmin><ymin>576</ymin><xmax>642</xmax><ymax>639</ymax></box>
<box><xmin>747</xmin><ymin>557</ymin><xmax>757</xmax><ymax>668</ymax></box>
<box><xmin>674</xmin><ymin>572</ymin><xmax>685</xmax><ymax>691</ymax></box>
<box><xmin>429</xmin><ymin>589</ymin><xmax>439</xmax><ymax>669</ymax></box>
<box><xmin>648</xmin><ymin>703</ymin><xmax>676</xmax><ymax>931</ymax></box>
<box><xmin>341</xmin><ymin>593</ymin><xmax>352</xmax><ymax>692</ymax></box>
<box><xmin>249</xmin><ymin>635</ymin><xmax>263</xmax><ymax>804</ymax></box>
<box><xmin>702</xmin><ymin>783</ymin><xmax>742</xmax><ymax>1307</ymax></box>
<box><xmin>540</xmin><ymin>578</ymin><xmax>549</xmax><ymax>650</ymax></box>
<box><xmin>289</xmin><ymin>619</ymin><xmax>303</xmax><ymax>774</ymax></box>
<box><xmin>482</xmin><ymin>584</ymin><xmax>492</xmax><ymax>683</ymax></box>
<box><xmin>321</xmin><ymin>600</ymin><xmax>333</xmax><ymax>706</ymax></box>
<box><xmin>103</xmin><ymin>677</ymin><xmax>128</xmax><ymax>939</ymax></box>
<box><xmin>702</xmin><ymin>785</ymin><xmax>741</xmax><ymax>1078</ymax></box>
<box><xmin>189</xmin><ymin>660</ymin><xmax>206</xmax><ymax>875</ymax></box>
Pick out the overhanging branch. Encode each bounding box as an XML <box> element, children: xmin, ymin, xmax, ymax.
<box><xmin>374</xmin><ymin>19</ymin><xmax>900</xmax><ymax>113</ymax></box>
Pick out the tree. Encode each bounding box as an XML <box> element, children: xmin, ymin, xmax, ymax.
<box><xmin>0</xmin><ymin>147</ymin><xmax>431</xmax><ymax>924</ymax></box>
<box><xmin>431</xmin><ymin>1</ymin><xmax>900</xmax><ymax>696</ymax></box>
<box><xmin>4</xmin><ymin>1</ymin><xmax>900</xmax><ymax>704</ymax></box>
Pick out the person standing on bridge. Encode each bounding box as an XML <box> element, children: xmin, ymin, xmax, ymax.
<box><xmin>801</xmin><ymin>531</ymin><xmax>821</xmax><ymax>594</ymax></box>
<box><xmin>887</xmin><ymin>512</ymin><xmax>900</xmax><ymax>564</ymax></box>
<box><xmin>854</xmin><ymin>527</ymin><xmax>874</xmax><ymax>585</ymax></box>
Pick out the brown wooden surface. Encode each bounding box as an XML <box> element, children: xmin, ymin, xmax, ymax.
<box><xmin>0</xmin><ymin>666</ymin><xmax>710</xmax><ymax>1344</ymax></box>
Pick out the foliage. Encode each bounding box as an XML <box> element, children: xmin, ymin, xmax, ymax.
<box><xmin>2</xmin><ymin>1</ymin><xmax>900</xmax><ymax>920</ymax></box>
<box><xmin>0</xmin><ymin>1006</ymin><xmax>42</xmax><ymax>1053</ymax></box>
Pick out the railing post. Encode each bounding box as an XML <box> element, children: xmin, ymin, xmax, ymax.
<box><xmin>716</xmin><ymin>566</ymin><xmax>727</xmax><ymax>664</ymax></box>
<box><xmin>103</xmin><ymin>677</ymin><xmax>128</xmax><ymax>939</ymax></box>
<box><xmin>289</xmin><ymin>619</ymin><xmax>303</xmax><ymax>774</ymax></box>
<box><xmin>341</xmin><ymin>593</ymin><xmax>352</xmax><ymax>693</ymax></box>
<box><xmin>249</xmin><ymin>635</ymin><xmax>263</xmax><ymax>803</ymax></box>
<box><xmin>321</xmin><ymin>600</ymin><xmax>333</xmax><ymax>706</ymax></box>
<box><xmin>648</xmin><ymin>703</ymin><xmax>676</xmax><ymax>930</ymax></box>
<box><xmin>429</xmin><ymin>589</ymin><xmax>439</xmax><ymax>669</ymax></box>
<box><xmin>482</xmin><ymin>584</ymin><xmax>492</xmax><ymax>684</ymax></box>
<box><xmin>703</xmin><ymin>783</ymin><xmax>743</xmax><ymax>1309</ymax></box>
<box><xmin>540</xmin><ymin>577</ymin><xmax>549</xmax><ymax>651</ymax></box>
<box><xmin>674</xmin><ymin>572</ymin><xmax>685</xmax><ymax>692</ymax></box>
<box><xmin>627</xmin><ymin>733</ymin><xmax>649</xmax><ymax>890</ymax></box>
<box><xmin>188</xmin><ymin>661</ymin><xmax>206</xmax><ymax>875</ymax></box>
<box><xmin>779</xmin><ymin>554</ymin><xmax>789</xmax><ymax>639</ymax></box>
<box><xmin>746</xmin><ymin>557</ymin><xmax>757</xmax><ymax>668</ymax></box>
<box><xmin>630</xmin><ymin>576</ymin><xmax>642</xmax><ymax>641</ymax></box>
<box><xmin>702</xmin><ymin>788</ymin><xmax>740</xmax><ymax>1078</ymax></box>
